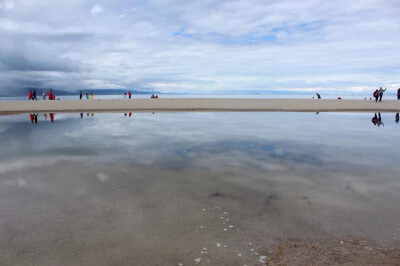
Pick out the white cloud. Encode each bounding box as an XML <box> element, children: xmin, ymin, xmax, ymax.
<box><xmin>0</xmin><ymin>0</ymin><xmax>400</xmax><ymax>94</ymax></box>
<box><xmin>0</xmin><ymin>0</ymin><xmax>14</xmax><ymax>10</ymax></box>
<box><xmin>90</xmin><ymin>4</ymin><xmax>104</xmax><ymax>15</ymax></box>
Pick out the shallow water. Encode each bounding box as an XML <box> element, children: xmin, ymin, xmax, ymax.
<box><xmin>0</xmin><ymin>112</ymin><xmax>399</xmax><ymax>265</ymax></box>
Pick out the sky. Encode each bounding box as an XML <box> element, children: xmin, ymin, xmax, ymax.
<box><xmin>0</xmin><ymin>0</ymin><xmax>400</xmax><ymax>95</ymax></box>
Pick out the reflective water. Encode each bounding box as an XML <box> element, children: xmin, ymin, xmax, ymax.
<box><xmin>0</xmin><ymin>112</ymin><xmax>399</xmax><ymax>265</ymax></box>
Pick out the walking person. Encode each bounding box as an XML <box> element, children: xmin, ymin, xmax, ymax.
<box><xmin>378</xmin><ymin>87</ymin><xmax>386</xmax><ymax>102</ymax></box>
<box><xmin>128</xmin><ymin>91</ymin><xmax>131</xmax><ymax>99</ymax></box>
<box><xmin>42</xmin><ymin>91</ymin><xmax>46</xmax><ymax>100</ymax></box>
<box><xmin>28</xmin><ymin>90</ymin><xmax>32</xmax><ymax>100</ymax></box>
<box><xmin>48</xmin><ymin>89</ymin><xmax>53</xmax><ymax>101</ymax></box>
<box><xmin>80</xmin><ymin>91</ymin><xmax>83</xmax><ymax>100</ymax></box>
<box><xmin>32</xmin><ymin>89</ymin><xmax>37</xmax><ymax>100</ymax></box>
<box><xmin>373</xmin><ymin>89</ymin><xmax>379</xmax><ymax>102</ymax></box>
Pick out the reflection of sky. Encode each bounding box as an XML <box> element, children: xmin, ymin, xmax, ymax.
<box><xmin>1</xmin><ymin>112</ymin><xmax>400</xmax><ymax>173</ymax></box>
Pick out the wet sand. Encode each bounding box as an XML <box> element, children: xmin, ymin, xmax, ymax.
<box><xmin>1</xmin><ymin>161</ymin><xmax>399</xmax><ymax>265</ymax></box>
<box><xmin>1</xmin><ymin>98</ymin><xmax>400</xmax><ymax>114</ymax></box>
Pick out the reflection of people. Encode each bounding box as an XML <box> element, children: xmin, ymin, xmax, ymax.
<box><xmin>80</xmin><ymin>113</ymin><xmax>83</xmax><ymax>119</ymax></box>
<box><xmin>372</xmin><ymin>113</ymin><xmax>384</xmax><ymax>127</ymax></box>
<box><xmin>129</xmin><ymin>112</ymin><xmax>132</xmax><ymax>117</ymax></box>
<box><xmin>50</xmin><ymin>113</ymin><xmax>54</xmax><ymax>123</ymax></box>
<box><xmin>44</xmin><ymin>113</ymin><xmax>47</xmax><ymax>120</ymax></box>
<box><xmin>30</xmin><ymin>114</ymin><xmax>34</xmax><ymax>123</ymax></box>
<box><xmin>379</xmin><ymin>87</ymin><xmax>386</xmax><ymax>102</ymax></box>
<box><xmin>396</xmin><ymin>113</ymin><xmax>399</xmax><ymax>124</ymax></box>
<box><xmin>34</xmin><ymin>114</ymin><xmax>38</xmax><ymax>124</ymax></box>
<box><xmin>124</xmin><ymin>113</ymin><xmax>127</xmax><ymax>116</ymax></box>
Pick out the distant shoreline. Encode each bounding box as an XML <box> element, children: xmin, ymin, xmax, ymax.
<box><xmin>0</xmin><ymin>99</ymin><xmax>399</xmax><ymax>115</ymax></box>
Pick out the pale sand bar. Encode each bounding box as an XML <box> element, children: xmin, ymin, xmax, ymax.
<box><xmin>1</xmin><ymin>99</ymin><xmax>400</xmax><ymax>114</ymax></box>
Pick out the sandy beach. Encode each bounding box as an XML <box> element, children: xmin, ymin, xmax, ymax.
<box><xmin>1</xmin><ymin>99</ymin><xmax>400</xmax><ymax>114</ymax></box>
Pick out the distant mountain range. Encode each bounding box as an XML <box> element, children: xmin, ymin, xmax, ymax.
<box><xmin>1</xmin><ymin>88</ymin><xmax>161</xmax><ymax>97</ymax></box>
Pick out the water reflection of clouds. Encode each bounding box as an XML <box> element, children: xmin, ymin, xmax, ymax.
<box><xmin>0</xmin><ymin>112</ymin><xmax>400</xmax><ymax>172</ymax></box>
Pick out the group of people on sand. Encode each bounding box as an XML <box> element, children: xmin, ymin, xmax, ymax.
<box><xmin>79</xmin><ymin>91</ymin><xmax>95</xmax><ymax>100</ymax></box>
<box><xmin>151</xmin><ymin>94</ymin><xmax>159</xmax><ymax>98</ymax></box>
<box><xmin>28</xmin><ymin>89</ymin><xmax>56</xmax><ymax>100</ymax></box>
<box><xmin>123</xmin><ymin>91</ymin><xmax>132</xmax><ymax>99</ymax></box>
<box><xmin>373</xmin><ymin>87</ymin><xmax>387</xmax><ymax>102</ymax></box>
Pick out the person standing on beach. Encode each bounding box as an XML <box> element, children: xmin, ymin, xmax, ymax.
<box><xmin>32</xmin><ymin>89</ymin><xmax>37</xmax><ymax>100</ymax></box>
<box><xmin>316</xmin><ymin>93</ymin><xmax>321</xmax><ymax>99</ymax></box>
<box><xmin>128</xmin><ymin>91</ymin><xmax>131</xmax><ymax>99</ymax></box>
<box><xmin>48</xmin><ymin>89</ymin><xmax>53</xmax><ymax>101</ymax></box>
<box><xmin>80</xmin><ymin>91</ymin><xmax>82</xmax><ymax>100</ymax></box>
<box><xmin>86</xmin><ymin>93</ymin><xmax>89</xmax><ymax>100</ymax></box>
<box><xmin>28</xmin><ymin>90</ymin><xmax>32</xmax><ymax>100</ymax></box>
<box><xmin>378</xmin><ymin>87</ymin><xmax>386</xmax><ymax>102</ymax></box>
<box><xmin>124</xmin><ymin>92</ymin><xmax>126</xmax><ymax>99</ymax></box>
<box><xmin>373</xmin><ymin>89</ymin><xmax>379</xmax><ymax>102</ymax></box>
<box><xmin>397</xmin><ymin>88</ymin><xmax>400</xmax><ymax>100</ymax></box>
<box><xmin>42</xmin><ymin>91</ymin><xmax>46</xmax><ymax>100</ymax></box>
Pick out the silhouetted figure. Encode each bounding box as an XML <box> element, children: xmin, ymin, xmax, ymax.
<box><xmin>80</xmin><ymin>113</ymin><xmax>83</xmax><ymax>119</ymax></box>
<box><xmin>124</xmin><ymin>113</ymin><xmax>127</xmax><ymax>116</ymax></box>
<box><xmin>86</xmin><ymin>93</ymin><xmax>89</xmax><ymax>100</ymax></box>
<box><xmin>28</xmin><ymin>90</ymin><xmax>32</xmax><ymax>100</ymax></box>
<box><xmin>34</xmin><ymin>114</ymin><xmax>38</xmax><ymax>124</ymax></box>
<box><xmin>50</xmin><ymin>113</ymin><xmax>54</xmax><ymax>123</ymax></box>
<box><xmin>396</xmin><ymin>113</ymin><xmax>399</xmax><ymax>123</ymax></box>
<box><xmin>80</xmin><ymin>91</ymin><xmax>82</xmax><ymax>100</ymax></box>
<box><xmin>379</xmin><ymin>87</ymin><xmax>386</xmax><ymax>102</ymax></box>
<box><xmin>373</xmin><ymin>89</ymin><xmax>379</xmax><ymax>102</ymax></box>
<box><xmin>128</xmin><ymin>91</ymin><xmax>131</xmax><ymax>99</ymax></box>
<box><xmin>316</xmin><ymin>93</ymin><xmax>321</xmax><ymax>99</ymax></box>
<box><xmin>32</xmin><ymin>89</ymin><xmax>37</xmax><ymax>100</ymax></box>
<box><xmin>397</xmin><ymin>88</ymin><xmax>400</xmax><ymax>100</ymax></box>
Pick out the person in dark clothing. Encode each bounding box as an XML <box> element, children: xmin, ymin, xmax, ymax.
<box><xmin>128</xmin><ymin>91</ymin><xmax>131</xmax><ymax>99</ymax></box>
<box><xmin>396</xmin><ymin>113</ymin><xmax>399</xmax><ymax>123</ymax></box>
<box><xmin>80</xmin><ymin>91</ymin><xmax>83</xmax><ymax>100</ymax></box>
<box><xmin>32</xmin><ymin>89</ymin><xmax>37</xmax><ymax>100</ymax></box>
<box><xmin>397</xmin><ymin>88</ymin><xmax>400</xmax><ymax>100</ymax></box>
<box><xmin>373</xmin><ymin>89</ymin><xmax>379</xmax><ymax>102</ymax></box>
<box><xmin>316</xmin><ymin>93</ymin><xmax>321</xmax><ymax>99</ymax></box>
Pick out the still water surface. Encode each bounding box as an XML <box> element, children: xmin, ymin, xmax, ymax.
<box><xmin>0</xmin><ymin>112</ymin><xmax>399</xmax><ymax>265</ymax></box>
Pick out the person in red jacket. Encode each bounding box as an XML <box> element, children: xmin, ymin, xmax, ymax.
<box><xmin>128</xmin><ymin>91</ymin><xmax>131</xmax><ymax>99</ymax></box>
<box><xmin>48</xmin><ymin>89</ymin><xmax>53</xmax><ymax>100</ymax></box>
<box><xmin>28</xmin><ymin>90</ymin><xmax>32</xmax><ymax>100</ymax></box>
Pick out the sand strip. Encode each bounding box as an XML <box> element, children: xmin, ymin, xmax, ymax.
<box><xmin>1</xmin><ymin>99</ymin><xmax>400</xmax><ymax>114</ymax></box>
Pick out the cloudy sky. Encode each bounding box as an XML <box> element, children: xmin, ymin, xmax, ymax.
<box><xmin>1</xmin><ymin>0</ymin><xmax>399</xmax><ymax>95</ymax></box>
